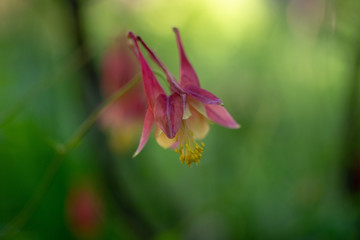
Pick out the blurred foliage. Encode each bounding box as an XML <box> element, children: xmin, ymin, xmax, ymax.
<box><xmin>1</xmin><ymin>0</ymin><xmax>360</xmax><ymax>239</ymax></box>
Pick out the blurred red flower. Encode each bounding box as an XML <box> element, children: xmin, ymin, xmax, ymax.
<box><xmin>66</xmin><ymin>182</ymin><xmax>103</xmax><ymax>238</ymax></box>
<box><xmin>99</xmin><ymin>34</ymin><xmax>147</xmax><ymax>153</ymax></box>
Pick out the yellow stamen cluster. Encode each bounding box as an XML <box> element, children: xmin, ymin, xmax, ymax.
<box><xmin>174</xmin><ymin>125</ymin><xmax>205</xmax><ymax>166</ymax></box>
<box><xmin>176</xmin><ymin>142</ymin><xmax>204</xmax><ymax>166</ymax></box>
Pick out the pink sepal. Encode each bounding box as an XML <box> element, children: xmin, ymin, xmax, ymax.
<box><xmin>173</xmin><ymin>28</ymin><xmax>200</xmax><ymax>88</ymax></box>
<box><xmin>133</xmin><ymin>108</ymin><xmax>154</xmax><ymax>157</ymax></box>
<box><xmin>128</xmin><ymin>32</ymin><xmax>164</xmax><ymax>110</ymax></box>
<box><xmin>206</xmin><ymin>104</ymin><xmax>240</xmax><ymax>129</ymax></box>
<box><xmin>184</xmin><ymin>85</ymin><xmax>223</xmax><ymax>105</ymax></box>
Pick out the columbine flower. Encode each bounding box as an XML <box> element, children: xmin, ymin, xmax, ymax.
<box><xmin>99</xmin><ymin>35</ymin><xmax>147</xmax><ymax>153</ymax></box>
<box><xmin>129</xmin><ymin>28</ymin><xmax>239</xmax><ymax>166</ymax></box>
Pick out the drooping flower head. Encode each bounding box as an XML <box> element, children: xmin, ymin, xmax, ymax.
<box><xmin>129</xmin><ymin>28</ymin><xmax>240</xmax><ymax>166</ymax></box>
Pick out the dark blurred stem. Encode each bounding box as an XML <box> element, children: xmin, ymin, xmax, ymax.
<box><xmin>344</xmin><ymin>36</ymin><xmax>360</xmax><ymax>238</ymax></box>
<box><xmin>344</xmin><ymin>40</ymin><xmax>360</xmax><ymax>195</ymax></box>
<box><xmin>64</xmin><ymin>0</ymin><xmax>156</xmax><ymax>238</ymax></box>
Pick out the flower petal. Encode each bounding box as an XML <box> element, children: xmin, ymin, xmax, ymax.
<box><xmin>183</xmin><ymin>102</ymin><xmax>192</xmax><ymax>119</ymax></box>
<box><xmin>153</xmin><ymin>93</ymin><xmax>184</xmax><ymax>138</ymax></box>
<box><xmin>184</xmin><ymin>85</ymin><xmax>223</xmax><ymax>105</ymax></box>
<box><xmin>137</xmin><ymin>36</ymin><xmax>184</xmax><ymax>94</ymax></box>
<box><xmin>155</xmin><ymin>127</ymin><xmax>177</xmax><ymax>149</ymax></box>
<box><xmin>133</xmin><ymin>108</ymin><xmax>154</xmax><ymax>157</ymax></box>
<box><xmin>205</xmin><ymin>104</ymin><xmax>240</xmax><ymax>129</ymax></box>
<box><xmin>187</xmin><ymin>107</ymin><xmax>210</xmax><ymax>139</ymax></box>
<box><xmin>128</xmin><ymin>32</ymin><xmax>164</xmax><ymax>109</ymax></box>
<box><xmin>189</xmin><ymin>97</ymin><xmax>207</xmax><ymax>117</ymax></box>
<box><xmin>173</xmin><ymin>28</ymin><xmax>200</xmax><ymax>88</ymax></box>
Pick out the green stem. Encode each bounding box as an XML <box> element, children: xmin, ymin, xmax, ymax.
<box><xmin>62</xmin><ymin>74</ymin><xmax>141</xmax><ymax>153</ymax></box>
<box><xmin>0</xmin><ymin>75</ymin><xmax>141</xmax><ymax>239</ymax></box>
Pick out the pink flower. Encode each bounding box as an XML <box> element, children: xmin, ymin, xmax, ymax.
<box><xmin>129</xmin><ymin>28</ymin><xmax>239</xmax><ymax>166</ymax></box>
<box><xmin>99</xmin><ymin>35</ymin><xmax>147</xmax><ymax>153</ymax></box>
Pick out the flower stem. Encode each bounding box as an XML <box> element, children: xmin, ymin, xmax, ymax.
<box><xmin>0</xmin><ymin>75</ymin><xmax>141</xmax><ymax>239</ymax></box>
<box><xmin>61</xmin><ymin>74</ymin><xmax>141</xmax><ymax>153</ymax></box>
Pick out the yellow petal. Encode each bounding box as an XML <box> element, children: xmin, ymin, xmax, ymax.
<box><xmin>154</xmin><ymin>126</ymin><xmax>162</xmax><ymax>137</ymax></box>
<box><xmin>183</xmin><ymin>102</ymin><xmax>192</xmax><ymax>120</ymax></box>
<box><xmin>189</xmin><ymin>98</ymin><xmax>207</xmax><ymax>118</ymax></box>
<box><xmin>186</xmin><ymin>108</ymin><xmax>209</xmax><ymax>139</ymax></box>
<box><xmin>155</xmin><ymin>131</ymin><xmax>176</xmax><ymax>149</ymax></box>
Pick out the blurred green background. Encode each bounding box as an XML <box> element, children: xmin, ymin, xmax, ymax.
<box><xmin>1</xmin><ymin>0</ymin><xmax>360</xmax><ymax>239</ymax></box>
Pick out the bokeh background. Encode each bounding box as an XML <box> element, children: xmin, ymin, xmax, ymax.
<box><xmin>1</xmin><ymin>0</ymin><xmax>360</xmax><ymax>239</ymax></box>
